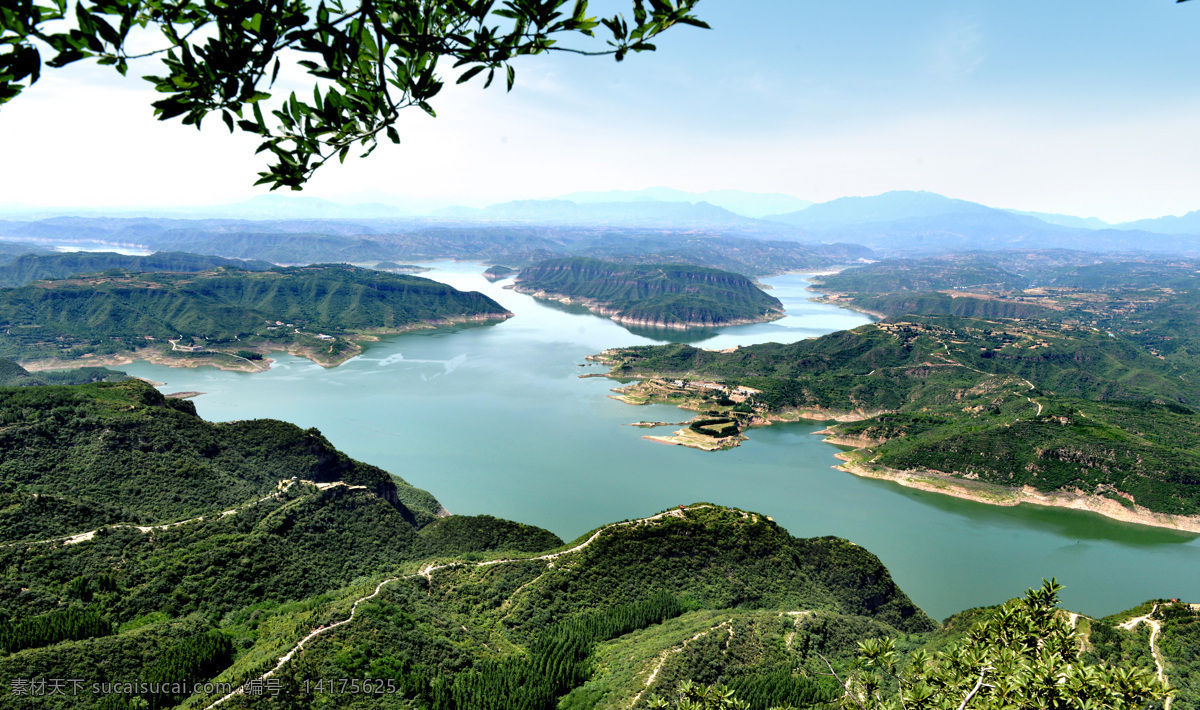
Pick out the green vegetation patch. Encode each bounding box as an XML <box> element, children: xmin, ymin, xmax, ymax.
<box><xmin>514</xmin><ymin>257</ymin><xmax>784</xmax><ymax>327</ymax></box>
<box><xmin>419</xmin><ymin>515</ymin><xmax>563</xmax><ymax>557</ymax></box>
<box><xmin>0</xmin><ymin>263</ymin><xmax>509</xmax><ymax>362</ymax></box>
<box><xmin>602</xmin><ymin>314</ymin><xmax>1200</xmax><ymax>516</ymax></box>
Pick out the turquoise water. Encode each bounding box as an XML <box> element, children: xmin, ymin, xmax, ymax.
<box><xmin>119</xmin><ymin>263</ymin><xmax>1200</xmax><ymax>621</ymax></box>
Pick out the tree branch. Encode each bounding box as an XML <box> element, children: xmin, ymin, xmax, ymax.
<box><xmin>818</xmin><ymin>653</ymin><xmax>868</xmax><ymax>710</ymax></box>
<box><xmin>957</xmin><ymin>666</ymin><xmax>992</xmax><ymax>710</ymax></box>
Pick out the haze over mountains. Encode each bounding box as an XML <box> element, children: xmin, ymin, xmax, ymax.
<box><xmin>2</xmin><ymin>189</ymin><xmax>1199</xmax><ymax>260</ymax></box>
<box><xmin>432</xmin><ymin>198</ymin><xmax>765</xmax><ymax>230</ymax></box>
<box><xmin>555</xmin><ymin>187</ymin><xmax>813</xmax><ymax>218</ymax></box>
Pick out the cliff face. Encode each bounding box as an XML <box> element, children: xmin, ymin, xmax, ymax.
<box><xmin>512</xmin><ymin>257</ymin><xmax>785</xmax><ymax>328</ymax></box>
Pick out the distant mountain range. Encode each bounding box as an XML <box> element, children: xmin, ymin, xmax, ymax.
<box><xmin>0</xmin><ymin>189</ymin><xmax>810</xmax><ymax>222</ymax></box>
<box><xmin>431</xmin><ymin>199</ymin><xmax>776</xmax><ymax>230</ymax></box>
<box><xmin>765</xmin><ymin>191</ymin><xmax>989</xmax><ymax>227</ymax></box>
<box><xmin>1117</xmin><ymin>209</ymin><xmax>1200</xmax><ymax>235</ymax></box>
<box><xmin>554</xmin><ymin>187</ymin><xmax>813</xmax><ymax>218</ymax></box>
<box><xmin>3</xmin><ymin>190</ymin><xmax>1200</xmax><ymax>258</ymax></box>
<box><xmin>763</xmin><ymin>191</ymin><xmax>1200</xmax><ymax>254</ymax></box>
<box><xmin>1004</xmin><ymin>210</ymin><xmax>1111</xmax><ymax>230</ymax></box>
<box><xmin>0</xmin><ymin>220</ymin><xmax>871</xmax><ymax>277</ymax></box>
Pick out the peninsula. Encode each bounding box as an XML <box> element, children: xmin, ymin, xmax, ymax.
<box><xmin>1</xmin><ymin>262</ymin><xmax>512</xmax><ymax>370</ymax></box>
<box><xmin>510</xmin><ymin>257</ymin><xmax>785</xmax><ymax>329</ymax></box>
<box><xmin>593</xmin><ymin>312</ymin><xmax>1200</xmax><ymax>532</ymax></box>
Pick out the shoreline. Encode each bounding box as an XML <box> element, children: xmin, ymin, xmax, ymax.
<box><xmin>642</xmin><ymin>427</ymin><xmax>746</xmax><ymax>451</ymax></box>
<box><xmin>509</xmin><ymin>286</ymin><xmax>784</xmax><ymax>330</ymax></box>
<box><xmin>17</xmin><ymin>313</ymin><xmax>511</xmax><ymax>374</ymax></box>
<box><xmin>597</xmin><ymin>372</ymin><xmax>1200</xmax><ymax>535</ymax></box>
<box><xmin>600</xmin><ymin>375</ymin><xmax>887</xmax><ymax>452</ymax></box>
<box><xmin>800</xmin><ymin>279</ymin><xmax>889</xmax><ymax>321</ymax></box>
<box><xmin>19</xmin><ymin>348</ymin><xmax>270</xmax><ymax>374</ymax></box>
<box><xmin>833</xmin><ymin>454</ymin><xmax>1200</xmax><ymax>535</ymax></box>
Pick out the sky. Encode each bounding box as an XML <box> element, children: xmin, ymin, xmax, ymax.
<box><xmin>1</xmin><ymin>0</ymin><xmax>1198</xmax><ymax>222</ymax></box>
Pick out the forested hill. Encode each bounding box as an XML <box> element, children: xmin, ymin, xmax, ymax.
<box><xmin>0</xmin><ymin>378</ymin><xmax>947</xmax><ymax>710</ymax></box>
<box><xmin>0</xmin><ymin>357</ymin><xmax>126</xmax><ymax>387</ymax></box>
<box><xmin>0</xmin><ymin>264</ymin><xmax>511</xmax><ymax>364</ymax></box>
<box><xmin>512</xmin><ymin>257</ymin><xmax>785</xmax><ymax>328</ymax></box>
<box><xmin>600</xmin><ymin>314</ymin><xmax>1200</xmax><ymax>519</ymax></box>
<box><xmin>814</xmin><ymin>251</ymin><xmax>1200</xmax><ymax>295</ymax></box>
<box><xmin>810</xmin><ymin>254</ymin><xmax>1200</xmax><ymax>376</ymax></box>
<box><xmin>0</xmin><ymin>379</ymin><xmax>443</xmax><ymax>536</ymax></box>
<box><xmin>0</xmin><ymin>251</ymin><xmax>273</xmax><ymax>288</ymax></box>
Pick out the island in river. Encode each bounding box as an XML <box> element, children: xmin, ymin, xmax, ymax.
<box><xmin>5</xmin><ymin>262</ymin><xmax>511</xmax><ymax>371</ymax></box>
<box><xmin>482</xmin><ymin>264</ymin><xmax>519</xmax><ymax>280</ymax></box>
<box><xmin>592</xmin><ymin>312</ymin><xmax>1200</xmax><ymax>533</ymax></box>
<box><xmin>510</xmin><ymin>257</ymin><xmax>785</xmax><ymax>329</ymax></box>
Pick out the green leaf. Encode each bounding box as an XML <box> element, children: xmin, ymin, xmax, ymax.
<box><xmin>456</xmin><ymin>65</ymin><xmax>486</xmax><ymax>84</ymax></box>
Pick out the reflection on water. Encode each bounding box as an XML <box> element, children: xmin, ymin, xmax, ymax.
<box><xmin>117</xmin><ymin>262</ymin><xmax>1200</xmax><ymax>620</ymax></box>
<box><xmin>853</xmin><ymin>475</ymin><xmax>1197</xmax><ymax>548</ymax></box>
<box><xmin>515</xmin><ymin>295</ymin><xmax>723</xmax><ymax>344</ymax></box>
<box><xmin>619</xmin><ymin>324</ymin><xmax>724</xmax><ymax>344</ymax></box>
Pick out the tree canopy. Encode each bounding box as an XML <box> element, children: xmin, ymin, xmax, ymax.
<box><xmin>836</xmin><ymin>580</ymin><xmax>1170</xmax><ymax>710</ymax></box>
<box><xmin>0</xmin><ymin>0</ymin><xmax>706</xmax><ymax>189</ymax></box>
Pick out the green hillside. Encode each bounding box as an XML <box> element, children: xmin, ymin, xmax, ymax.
<box><xmin>0</xmin><ymin>264</ymin><xmax>511</xmax><ymax>365</ymax></box>
<box><xmin>0</xmin><ymin>357</ymin><xmax>42</xmax><ymax>386</ymax></box>
<box><xmin>816</xmin><ymin>252</ymin><xmax>1200</xmax><ymax>295</ymax></box>
<box><xmin>157</xmin><ymin>233</ymin><xmax>399</xmax><ymax>264</ymax></box>
<box><xmin>513</xmin><ymin>257</ymin><xmax>784</xmax><ymax>328</ymax></box>
<box><xmin>0</xmin><ymin>251</ymin><xmax>273</xmax><ymax>288</ymax></box>
<box><xmin>0</xmin><ymin>357</ymin><xmax>128</xmax><ymax>387</ymax></box>
<box><xmin>0</xmin><ymin>379</ymin><xmax>436</xmax><ymax>534</ymax></box>
<box><xmin>0</xmin><ymin>379</ymin><xmax>1180</xmax><ymax>709</ymax></box>
<box><xmin>599</xmin><ymin>314</ymin><xmax>1200</xmax><ymax>518</ymax></box>
<box><xmin>0</xmin><ymin>380</ymin><xmax>926</xmax><ymax>710</ymax></box>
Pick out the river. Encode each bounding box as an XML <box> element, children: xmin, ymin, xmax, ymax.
<box><xmin>119</xmin><ymin>262</ymin><xmax>1200</xmax><ymax>621</ymax></box>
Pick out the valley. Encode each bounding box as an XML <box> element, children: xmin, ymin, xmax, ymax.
<box><xmin>6</xmin><ymin>0</ymin><xmax>1200</xmax><ymax>703</ymax></box>
<box><xmin>112</xmin><ymin>264</ymin><xmax>1200</xmax><ymax>624</ymax></box>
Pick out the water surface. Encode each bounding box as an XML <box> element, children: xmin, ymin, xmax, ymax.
<box><xmin>120</xmin><ymin>263</ymin><xmax>1200</xmax><ymax>621</ymax></box>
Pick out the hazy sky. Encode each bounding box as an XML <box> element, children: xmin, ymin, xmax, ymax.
<box><xmin>2</xmin><ymin>0</ymin><xmax>1198</xmax><ymax>222</ymax></box>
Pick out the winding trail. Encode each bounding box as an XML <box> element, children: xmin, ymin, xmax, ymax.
<box><xmin>629</xmin><ymin>618</ymin><xmax>734</xmax><ymax>709</ymax></box>
<box><xmin>2</xmin><ymin>480</ymin><xmax>363</xmax><ymax>549</ymax></box>
<box><xmin>203</xmin><ymin>505</ymin><xmax>714</xmax><ymax>709</ymax></box>
<box><xmin>1119</xmin><ymin>605</ymin><xmax>1171</xmax><ymax>709</ymax></box>
<box><xmin>933</xmin><ymin>340</ymin><xmax>1044</xmax><ymax>419</ymax></box>
<box><xmin>166</xmin><ymin>338</ymin><xmax>260</xmax><ymax>365</ymax></box>
<box><xmin>1021</xmin><ymin>379</ymin><xmax>1043</xmax><ymax>416</ymax></box>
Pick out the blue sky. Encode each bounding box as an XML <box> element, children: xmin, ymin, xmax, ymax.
<box><xmin>1</xmin><ymin>0</ymin><xmax>1197</xmax><ymax>221</ymax></box>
